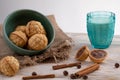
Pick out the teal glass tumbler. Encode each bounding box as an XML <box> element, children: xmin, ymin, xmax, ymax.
<box><xmin>87</xmin><ymin>11</ymin><xmax>115</xmax><ymax>49</ymax></box>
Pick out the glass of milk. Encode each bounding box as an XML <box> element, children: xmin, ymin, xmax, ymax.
<box><xmin>87</xmin><ymin>11</ymin><xmax>115</xmax><ymax>49</ymax></box>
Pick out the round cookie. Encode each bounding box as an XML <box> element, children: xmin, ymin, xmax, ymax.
<box><xmin>15</xmin><ymin>25</ymin><xmax>26</xmax><ymax>34</ymax></box>
<box><xmin>9</xmin><ymin>31</ymin><xmax>27</xmax><ymax>47</ymax></box>
<box><xmin>0</xmin><ymin>56</ymin><xmax>20</xmax><ymax>76</ymax></box>
<box><xmin>28</xmin><ymin>34</ymin><xmax>48</xmax><ymax>50</ymax></box>
<box><xmin>26</xmin><ymin>20</ymin><xmax>46</xmax><ymax>37</ymax></box>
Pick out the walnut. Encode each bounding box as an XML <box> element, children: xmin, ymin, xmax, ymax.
<box><xmin>0</xmin><ymin>56</ymin><xmax>20</xmax><ymax>76</ymax></box>
<box><xmin>89</xmin><ymin>49</ymin><xmax>107</xmax><ymax>63</ymax></box>
<box><xmin>28</xmin><ymin>34</ymin><xmax>48</xmax><ymax>50</ymax></box>
<box><xmin>26</xmin><ymin>20</ymin><xmax>46</xmax><ymax>37</ymax></box>
<box><xmin>9</xmin><ymin>31</ymin><xmax>27</xmax><ymax>47</ymax></box>
<box><xmin>75</xmin><ymin>46</ymin><xmax>89</xmax><ymax>61</ymax></box>
<box><xmin>15</xmin><ymin>25</ymin><xmax>26</xmax><ymax>34</ymax></box>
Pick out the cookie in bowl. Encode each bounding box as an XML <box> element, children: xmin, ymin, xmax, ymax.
<box><xmin>28</xmin><ymin>34</ymin><xmax>48</xmax><ymax>50</ymax></box>
<box><xmin>9</xmin><ymin>31</ymin><xmax>27</xmax><ymax>47</ymax></box>
<box><xmin>26</xmin><ymin>20</ymin><xmax>46</xmax><ymax>37</ymax></box>
<box><xmin>3</xmin><ymin>9</ymin><xmax>55</xmax><ymax>55</ymax></box>
<box><xmin>89</xmin><ymin>49</ymin><xmax>107</xmax><ymax>63</ymax></box>
<box><xmin>15</xmin><ymin>25</ymin><xmax>26</xmax><ymax>34</ymax></box>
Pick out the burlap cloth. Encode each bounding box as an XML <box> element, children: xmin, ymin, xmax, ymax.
<box><xmin>0</xmin><ymin>15</ymin><xmax>72</xmax><ymax>68</ymax></box>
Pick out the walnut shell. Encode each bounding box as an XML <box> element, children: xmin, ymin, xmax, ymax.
<box><xmin>89</xmin><ymin>49</ymin><xmax>107</xmax><ymax>63</ymax></box>
<box><xmin>15</xmin><ymin>25</ymin><xmax>26</xmax><ymax>34</ymax></box>
<box><xmin>75</xmin><ymin>46</ymin><xmax>90</xmax><ymax>61</ymax></box>
<box><xmin>28</xmin><ymin>34</ymin><xmax>48</xmax><ymax>50</ymax></box>
<box><xmin>0</xmin><ymin>56</ymin><xmax>20</xmax><ymax>76</ymax></box>
<box><xmin>26</xmin><ymin>20</ymin><xmax>46</xmax><ymax>37</ymax></box>
<box><xmin>9</xmin><ymin>31</ymin><xmax>27</xmax><ymax>47</ymax></box>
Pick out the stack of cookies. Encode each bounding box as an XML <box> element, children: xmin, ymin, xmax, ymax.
<box><xmin>9</xmin><ymin>20</ymin><xmax>48</xmax><ymax>51</ymax></box>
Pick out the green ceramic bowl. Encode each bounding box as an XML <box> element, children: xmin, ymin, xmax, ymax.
<box><xmin>3</xmin><ymin>9</ymin><xmax>55</xmax><ymax>56</ymax></box>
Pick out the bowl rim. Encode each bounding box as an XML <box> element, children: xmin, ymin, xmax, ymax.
<box><xmin>3</xmin><ymin>9</ymin><xmax>55</xmax><ymax>54</ymax></box>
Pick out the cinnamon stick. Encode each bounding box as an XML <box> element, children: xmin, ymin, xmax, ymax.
<box><xmin>75</xmin><ymin>63</ymin><xmax>100</xmax><ymax>77</ymax></box>
<box><xmin>52</xmin><ymin>62</ymin><xmax>81</xmax><ymax>70</ymax></box>
<box><xmin>22</xmin><ymin>74</ymin><xmax>55</xmax><ymax>80</ymax></box>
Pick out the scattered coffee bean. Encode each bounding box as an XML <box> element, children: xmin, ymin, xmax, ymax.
<box><xmin>75</xmin><ymin>73</ymin><xmax>81</xmax><ymax>78</ymax></box>
<box><xmin>115</xmin><ymin>63</ymin><xmax>119</xmax><ymax>68</ymax></box>
<box><xmin>77</xmin><ymin>64</ymin><xmax>81</xmax><ymax>69</ymax></box>
<box><xmin>32</xmin><ymin>72</ymin><xmax>37</xmax><ymax>76</ymax></box>
<box><xmin>70</xmin><ymin>74</ymin><xmax>77</xmax><ymax>79</ymax></box>
<box><xmin>82</xmin><ymin>75</ymin><xmax>88</xmax><ymax>80</ymax></box>
<box><xmin>63</xmin><ymin>70</ymin><xmax>69</xmax><ymax>76</ymax></box>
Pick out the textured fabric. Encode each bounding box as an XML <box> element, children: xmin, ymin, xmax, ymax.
<box><xmin>0</xmin><ymin>15</ymin><xmax>72</xmax><ymax>68</ymax></box>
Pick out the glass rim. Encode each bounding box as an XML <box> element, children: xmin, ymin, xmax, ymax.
<box><xmin>87</xmin><ymin>11</ymin><xmax>115</xmax><ymax>17</ymax></box>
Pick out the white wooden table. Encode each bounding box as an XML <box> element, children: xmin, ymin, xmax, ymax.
<box><xmin>1</xmin><ymin>33</ymin><xmax>120</xmax><ymax>80</ymax></box>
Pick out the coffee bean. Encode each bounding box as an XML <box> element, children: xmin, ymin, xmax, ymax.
<box><xmin>70</xmin><ymin>74</ymin><xmax>77</xmax><ymax>79</ymax></box>
<box><xmin>32</xmin><ymin>72</ymin><xmax>37</xmax><ymax>76</ymax></box>
<box><xmin>63</xmin><ymin>70</ymin><xmax>69</xmax><ymax>76</ymax></box>
<box><xmin>115</xmin><ymin>63</ymin><xmax>119</xmax><ymax>68</ymax></box>
<box><xmin>77</xmin><ymin>64</ymin><xmax>81</xmax><ymax>69</ymax></box>
<box><xmin>83</xmin><ymin>75</ymin><xmax>88</xmax><ymax>80</ymax></box>
<box><xmin>75</xmin><ymin>73</ymin><xmax>81</xmax><ymax>78</ymax></box>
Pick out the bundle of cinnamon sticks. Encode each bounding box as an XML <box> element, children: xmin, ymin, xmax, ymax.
<box><xmin>22</xmin><ymin>62</ymin><xmax>100</xmax><ymax>80</ymax></box>
<box><xmin>52</xmin><ymin>62</ymin><xmax>100</xmax><ymax>78</ymax></box>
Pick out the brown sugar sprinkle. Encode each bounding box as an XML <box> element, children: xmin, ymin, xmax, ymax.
<box><xmin>63</xmin><ymin>70</ymin><xmax>69</xmax><ymax>76</ymax></box>
<box><xmin>32</xmin><ymin>72</ymin><xmax>37</xmax><ymax>76</ymax></box>
<box><xmin>115</xmin><ymin>63</ymin><xmax>119</xmax><ymax>68</ymax></box>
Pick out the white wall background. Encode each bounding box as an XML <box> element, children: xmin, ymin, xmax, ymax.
<box><xmin>0</xmin><ymin>0</ymin><xmax>120</xmax><ymax>35</ymax></box>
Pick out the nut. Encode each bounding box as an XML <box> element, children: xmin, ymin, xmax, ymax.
<box><xmin>0</xmin><ymin>56</ymin><xmax>20</xmax><ymax>76</ymax></box>
<box><xmin>75</xmin><ymin>46</ymin><xmax>90</xmax><ymax>61</ymax></box>
<box><xmin>89</xmin><ymin>49</ymin><xmax>107</xmax><ymax>63</ymax></box>
<box><xmin>26</xmin><ymin>20</ymin><xmax>46</xmax><ymax>37</ymax></box>
<box><xmin>28</xmin><ymin>34</ymin><xmax>48</xmax><ymax>50</ymax></box>
<box><xmin>9</xmin><ymin>31</ymin><xmax>28</xmax><ymax>47</ymax></box>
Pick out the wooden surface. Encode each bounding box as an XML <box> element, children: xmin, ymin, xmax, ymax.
<box><xmin>1</xmin><ymin>15</ymin><xmax>120</xmax><ymax>79</ymax></box>
<box><xmin>0</xmin><ymin>33</ymin><xmax>120</xmax><ymax>80</ymax></box>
